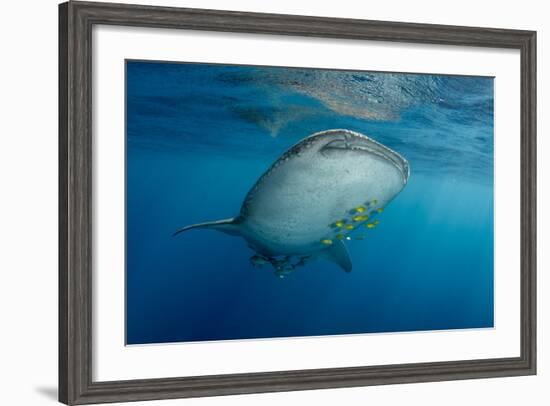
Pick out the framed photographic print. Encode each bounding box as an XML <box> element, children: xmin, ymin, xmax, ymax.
<box><xmin>59</xmin><ymin>1</ymin><xmax>536</xmax><ymax>404</ymax></box>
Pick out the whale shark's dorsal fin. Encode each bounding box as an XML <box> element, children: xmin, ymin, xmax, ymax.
<box><xmin>321</xmin><ymin>240</ymin><xmax>352</xmax><ymax>273</ymax></box>
<box><xmin>173</xmin><ymin>217</ymin><xmax>241</xmax><ymax>237</ymax></box>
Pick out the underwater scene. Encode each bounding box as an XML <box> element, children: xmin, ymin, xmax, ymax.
<box><xmin>126</xmin><ymin>61</ymin><xmax>494</xmax><ymax>345</ymax></box>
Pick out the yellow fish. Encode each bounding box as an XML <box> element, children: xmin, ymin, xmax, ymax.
<box><xmin>366</xmin><ymin>223</ymin><xmax>376</xmax><ymax>229</ymax></box>
<box><xmin>352</xmin><ymin>215</ymin><xmax>368</xmax><ymax>222</ymax></box>
<box><xmin>335</xmin><ymin>234</ymin><xmax>345</xmax><ymax>240</ymax></box>
<box><xmin>377</xmin><ymin>207</ymin><xmax>384</xmax><ymax>213</ymax></box>
<box><xmin>374</xmin><ymin>219</ymin><xmax>380</xmax><ymax>225</ymax></box>
<box><xmin>344</xmin><ymin>224</ymin><xmax>354</xmax><ymax>230</ymax></box>
<box><xmin>355</xmin><ymin>206</ymin><xmax>366</xmax><ymax>213</ymax></box>
<box><xmin>334</xmin><ymin>220</ymin><xmax>345</xmax><ymax>228</ymax></box>
<box><xmin>320</xmin><ymin>239</ymin><xmax>333</xmax><ymax>245</ymax></box>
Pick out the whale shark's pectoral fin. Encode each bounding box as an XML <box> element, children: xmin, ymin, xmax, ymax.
<box><xmin>321</xmin><ymin>241</ymin><xmax>352</xmax><ymax>273</ymax></box>
<box><xmin>173</xmin><ymin>217</ymin><xmax>241</xmax><ymax>237</ymax></box>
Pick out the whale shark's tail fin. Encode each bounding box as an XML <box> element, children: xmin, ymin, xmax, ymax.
<box><xmin>173</xmin><ymin>217</ymin><xmax>241</xmax><ymax>237</ymax></box>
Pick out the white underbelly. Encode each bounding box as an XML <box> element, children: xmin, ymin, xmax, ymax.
<box><xmin>240</xmin><ymin>155</ymin><xmax>404</xmax><ymax>255</ymax></box>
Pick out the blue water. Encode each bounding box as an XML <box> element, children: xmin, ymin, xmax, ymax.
<box><xmin>126</xmin><ymin>61</ymin><xmax>494</xmax><ymax>345</ymax></box>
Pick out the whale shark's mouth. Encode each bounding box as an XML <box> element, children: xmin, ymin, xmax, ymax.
<box><xmin>320</xmin><ymin>132</ymin><xmax>410</xmax><ymax>184</ymax></box>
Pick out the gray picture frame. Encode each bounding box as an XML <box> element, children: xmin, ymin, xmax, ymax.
<box><xmin>59</xmin><ymin>1</ymin><xmax>537</xmax><ymax>404</ymax></box>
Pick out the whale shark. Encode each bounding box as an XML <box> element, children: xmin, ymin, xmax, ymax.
<box><xmin>174</xmin><ymin>129</ymin><xmax>409</xmax><ymax>277</ymax></box>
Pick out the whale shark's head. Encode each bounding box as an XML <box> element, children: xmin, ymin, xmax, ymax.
<box><xmin>289</xmin><ymin>129</ymin><xmax>409</xmax><ymax>185</ymax></box>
